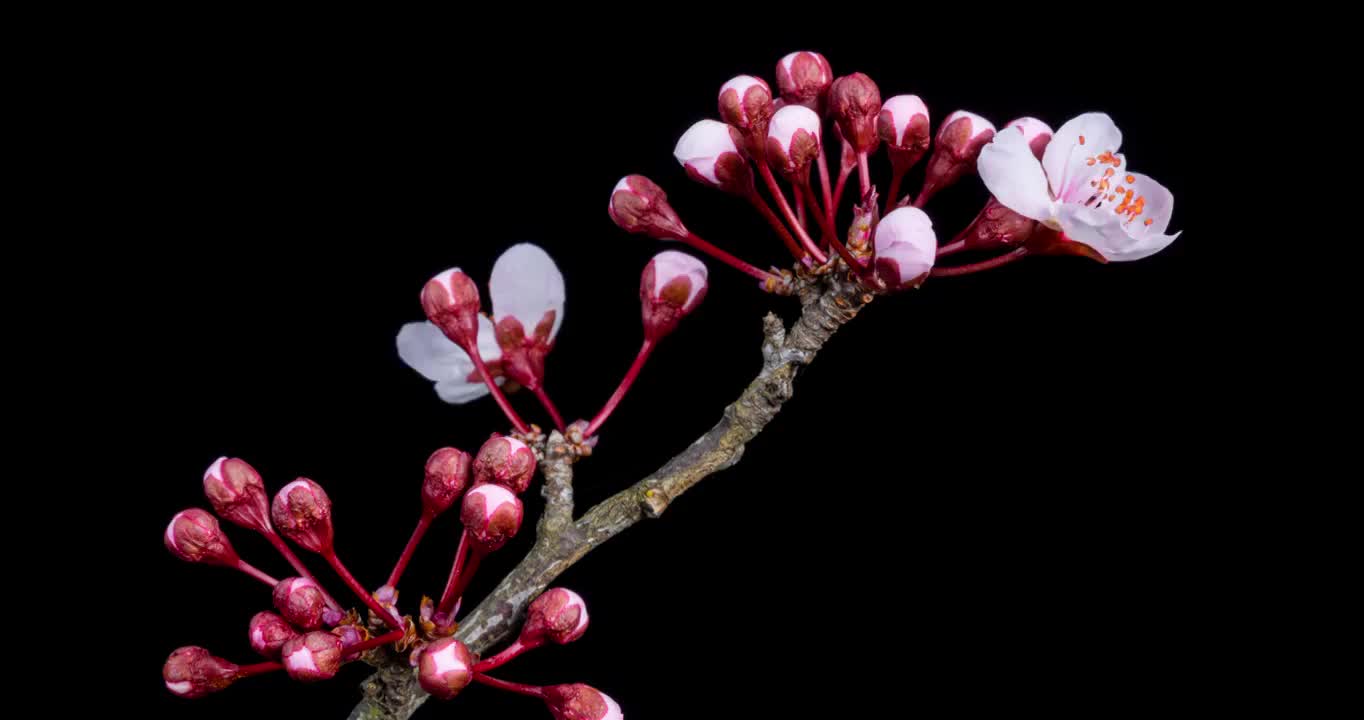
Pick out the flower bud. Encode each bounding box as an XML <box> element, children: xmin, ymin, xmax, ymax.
<box><xmin>422</xmin><ymin>447</ymin><xmax>472</xmax><ymax>517</ymax></box>
<box><xmin>273</xmin><ymin>577</ymin><xmax>328</xmax><ymax>630</ymax></box>
<box><xmin>673</xmin><ymin>119</ymin><xmax>752</xmax><ymax>196</ymax></box>
<box><xmin>765</xmin><ymin>105</ymin><xmax>821</xmax><ymax>179</ymax></box>
<box><xmin>608</xmin><ymin>175</ymin><xmax>688</xmax><ymax>241</ymax></box>
<box><xmin>460</xmin><ymin>483</ymin><xmax>524</xmax><ymax>552</ymax></box>
<box><xmin>417</xmin><ymin>636</ymin><xmax>475</xmax><ymax>700</ymax></box>
<box><xmin>640</xmin><ymin>251</ymin><xmax>707</xmax><ymax>342</ymax></box>
<box><xmin>473</xmin><ymin>434</ymin><xmax>538</xmax><ymax>494</ymax></box>
<box><xmin>878</xmin><ymin>94</ymin><xmax>931</xmax><ymax>172</ymax></box>
<box><xmin>874</xmin><ymin>207</ymin><xmax>938</xmax><ymax>290</ymax></box>
<box><xmin>828</xmin><ymin>73</ymin><xmax>881</xmax><ymax>154</ymax></box>
<box><xmin>163</xmin><ymin>646</ymin><xmax>240</xmax><ymax>699</ymax></box>
<box><xmin>249</xmin><ymin>611</ymin><xmax>300</xmax><ymax>659</ymax></box>
<box><xmin>202</xmin><ymin>457</ymin><xmax>273</xmax><ymax>534</ymax></box>
<box><xmin>920</xmin><ymin>110</ymin><xmax>996</xmax><ymax>204</ymax></box>
<box><xmin>717</xmin><ymin>75</ymin><xmax>774</xmax><ymax>139</ymax></box>
<box><xmin>960</xmin><ymin>197</ymin><xmax>1039</xmax><ymax>251</ymax></box>
<box><xmin>331</xmin><ymin>623</ymin><xmax>368</xmax><ymax>652</ymax></box>
<box><xmin>280</xmin><ymin>631</ymin><xmax>344</xmax><ymax>682</ymax></box>
<box><xmin>270</xmin><ymin>478</ymin><xmax>334</xmax><ymax>554</ymax></box>
<box><xmin>165</xmin><ymin>508</ymin><xmax>241</xmax><ymax>567</ymax></box>
<box><xmin>543</xmin><ymin>683</ymin><xmax>624</xmax><ymax>720</ymax></box>
<box><xmin>1004</xmin><ymin>116</ymin><xmax>1053</xmax><ymax>160</ymax></box>
<box><xmin>775</xmin><ymin>50</ymin><xmax>833</xmax><ymax>111</ymax></box>
<box><xmin>520</xmin><ymin>588</ymin><xmax>589</xmax><ymax>647</ymax></box>
<box><xmin>421</xmin><ymin>268</ymin><xmax>482</xmax><ymax>350</ymax></box>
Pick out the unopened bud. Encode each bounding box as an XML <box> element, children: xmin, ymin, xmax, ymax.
<box><xmin>873</xmin><ymin>207</ymin><xmax>938</xmax><ymax>290</ymax></box>
<box><xmin>249</xmin><ymin>611</ymin><xmax>300</xmax><ymax>659</ymax></box>
<box><xmin>608</xmin><ymin>175</ymin><xmax>688</xmax><ymax>241</ymax></box>
<box><xmin>920</xmin><ymin>110</ymin><xmax>996</xmax><ymax>204</ymax></box>
<box><xmin>640</xmin><ymin>251</ymin><xmax>708</xmax><ymax>342</ymax></box>
<box><xmin>543</xmin><ymin>683</ymin><xmax>624</xmax><ymax>720</ymax></box>
<box><xmin>163</xmin><ymin>646</ymin><xmax>240</xmax><ymax>699</ymax></box>
<box><xmin>961</xmin><ymin>197</ymin><xmax>1039</xmax><ymax>251</ymax></box>
<box><xmin>520</xmin><ymin>588</ymin><xmax>589</xmax><ymax>647</ymax></box>
<box><xmin>273</xmin><ymin>577</ymin><xmax>328</xmax><ymax>630</ymax></box>
<box><xmin>828</xmin><ymin>73</ymin><xmax>881</xmax><ymax>154</ymax></box>
<box><xmin>717</xmin><ymin>75</ymin><xmax>774</xmax><ymax>141</ymax></box>
<box><xmin>673</xmin><ymin>119</ymin><xmax>752</xmax><ymax>196</ymax></box>
<box><xmin>878</xmin><ymin>95</ymin><xmax>931</xmax><ymax>172</ymax></box>
<box><xmin>422</xmin><ymin>447</ymin><xmax>472</xmax><ymax>517</ymax></box>
<box><xmin>417</xmin><ymin>636</ymin><xmax>476</xmax><ymax>700</ymax></box>
<box><xmin>331</xmin><ymin>623</ymin><xmax>368</xmax><ymax>652</ymax></box>
<box><xmin>165</xmin><ymin>508</ymin><xmax>241</xmax><ymax>567</ymax></box>
<box><xmin>202</xmin><ymin>457</ymin><xmax>272</xmax><ymax>534</ymax></box>
<box><xmin>1004</xmin><ymin>116</ymin><xmax>1053</xmax><ymax>160</ymax></box>
<box><xmin>460</xmin><ymin>484</ymin><xmax>524</xmax><ymax>552</ymax></box>
<box><xmin>270</xmin><ymin>478</ymin><xmax>334</xmax><ymax>554</ymax></box>
<box><xmin>473</xmin><ymin>435</ymin><xmax>537</xmax><ymax>494</ymax></box>
<box><xmin>280</xmin><ymin>631</ymin><xmax>344</xmax><ymax>682</ymax></box>
<box><xmin>765</xmin><ymin>105</ymin><xmax>821</xmax><ymax>179</ymax></box>
<box><xmin>421</xmin><ymin>268</ymin><xmax>482</xmax><ymax>350</ymax></box>
<box><xmin>775</xmin><ymin>50</ymin><xmax>833</xmax><ymax>111</ymax></box>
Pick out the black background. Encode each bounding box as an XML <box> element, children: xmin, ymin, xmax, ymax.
<box><xmin>96</xmin><ymin>19</ymin><xmax>1231</xmax><ymax>720</ymax></box>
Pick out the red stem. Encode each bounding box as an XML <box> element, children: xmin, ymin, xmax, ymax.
<box><xmin>681</xmin><ymin>232</ymin><xmax>775</xmax><ymax>283</ymax></box>
<box><xmin>885</xmin><ymin>167</ymin><xmax>905</xmax><ymax>215</ymax></box>
<box><xmin>468</xmin><ymin>350</ymin><xmax>530</xmax><ymax>434</ymax></box>
<box><xmin>931</xmin><ymin>248</ymin><xmax>1029</xmax><ymax>277</ymax></box>
<box><xmin>531</xmin><ymin>385</ymin><xmax>567</xmax><ymax>433</ymax></box>
<box><xmin>235</xmin><ymin>661</ymin><xmax>283</xmax><ymax>679</ymax></box>
<box><xmin>857</xmin><ymin>151</ymin><xmax>872</xmax><ymax>200</ymax></box>
<box><xmin>816</xmin><ymin>145</ymin><xmax>836</xmax><ymax>234</ymax></box>
<box><xmin>795</xmin><ymin>186</ymin><xmax>807</xmax><ymax>231</ymax></box>
<box><xmin>443</xmin><ymin>550</ymin><xmax>483</xmax><ymax>612</ymax></box>
<box><xmin>584</xmin><ymin>339</ymin><xmax>655</xmax><ymax>437</ymax></box>
<box><xmin>756</xmin><ymin>161</ymin><xmax>828</xmax><ymax>263</ymax></box>
<box><xmin>324</xmin><ymin>550</ymin><xmax>403</xmax><ymax>630</ymax></box>
<box><xmin>745</xmin><ymin>189</ymin><xmax>806</xmax><ymax>261</ymax></box>
<box><xmin>234</xmin><ymin>559</ymin><xmax>279</xmax><ymax>588</ymax></box>
<box><xmin>437</xmin><ymin>530</ymin><xmax>471</xmax><ymax>615</ymax></box>
<box><xmin>265</xmin><ymin>532</ymin><xmax>340</xmax><ymax>610</ymax></box>
<box><xmin>801</xmin><ymin>182</ymin><xmax>864</xmax><ymax>273</ymax></box>
<box><xmin>386</xmin><ymin>512</ymin><xmax>433</xmax><ymax>588</ymax></box>
<box><xmin>344</xmin><ymin>628</ymin><xmax>406</xmax><ymax>657</ymax></box>
<box><xmin>472</xmin><ymin>639</ymin><xmax>537</xmax><ymax>673</ymax></box>
<box><xmin>474</xmin><ymin>673</ymin><xmax>546</xmax><ymax>699</ymax></box>
<box><xmin>937</xmin><ymin>239</ymin><xmax>967</xmax><ymax>257</ymax></box>
<box><xmin>832</xmin><ymin>162</ymin><xmax>854</xmax><ymax>216</ymax></box>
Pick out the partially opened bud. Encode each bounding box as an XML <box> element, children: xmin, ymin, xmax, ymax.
<box><xmin>165</xmin><ymin>508</ymin><xmax>241</xmax><ymax>567</ymax></box>
<box><xmin>673</xmin><ymin>119</ymin><xmax>752</xmax><ymax>196</ymax></box>
<box><xmin>765</xmin><ymin>105</ymin><xmax>821</xmax><ymax>179</ymax></box>
<box><xmin>273</xmin><ymin>576</ymin><xmax>328</xmax><ymax>630</ymax></box>
<box><xmin>717</xmin><ymin>75</ymin><xmax>774</xmax><ymax>140</ymax></box>
<box><xmin>271</xmin><ymin>478</ymin><xmax>334</xmax><ymax>554</ymax></box>
<box><xmin>331</xmin><ymin>623</ymin><xmax>367</xmax><ymax>652</ymax></box>
<box><xmin>460</xmin><ymin>484</ymin><xmax>524</xmax><ymax>552</ymax></box>
<box><xmin>959</xmin><ymin>197</ymin><xmax>1039</xmax><ymax>251</ymax></box>
<box><xmin>203</xmin><ymin>457</ymin><xmax>272</xmax><ymax>534</ymax></box>
<box><xmin>543</xmin><ymin>683</ymin><xmax>624</xmax><ymax>720</ymax></box>
<box><xmin>417</xmin><ymin>636</ymin><xmax>475</xmax><ymax>700</ymax></box>
<box><xmin>608</xmin><ymin>175</ymin><xmax>688</xmax><ymax>241</ymax></box>
<box><xmin>521</xmin><ymin>588</ymin><xmax>589</xmax><ymax>647</ymax></box>
<box><xmin>920</xmin><ymin>110</ymin><xmax>996</xmax><ymax>203</ymax></box>
<box><xmin>828</xmin><ymin>73</ymin><xmax>881</xmax><ymax>154</ymax></box>
<box><xmin>164</xmin><ymin>646</ymin><xmax>240</xmax><ymax>699</ymax></box>
<box><xmin>249</xmin><ymin>612</ymin><xmax>299</xmax><ymax>659</ymax></box>
<box><xmin>775</xmin><ymin>50</ymin><xmax>833</xmax><ymax>111</ymax></box>
<box><xmin>874</xmin><ymin>207</ymin><xmax>938</xmax><ymax>290</ymax></box>
<box><xmin>1004</xmin><ymin>116</ymin><xmax>1053</xmax><ymax>160</ymax></box>
<box><xmin>640</xmin><ymin>251</ymin><xmax>708</xmax><ymax>342</ymax></box>
<box><xmin>422</xmin><ymin>447</ymin><xmax>472</xmax><ymax>517</ymax></box>
<box><xmin>473</xmin><ymin>435</ymin><xmax>538</xmax><ymax>494</ymax></box>
<box><xmin>878</xmin><ymin>94</ymin><xmax>931</xmax><ymax>172</ymax></box>
<box><xmin>280</xmin><ymin>631</ymin><xmax>344</xmax><ymax>682</ymax></box>
<box><xmin>421</xmin><ymin>268</ymin><xmax>482</xmax><ymax>350</ymax></box>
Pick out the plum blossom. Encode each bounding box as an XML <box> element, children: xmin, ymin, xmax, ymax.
<box><xmin>977</xmin><ymin>112</ymin><xmax>1178</xmax><ymax>261</ymax></box>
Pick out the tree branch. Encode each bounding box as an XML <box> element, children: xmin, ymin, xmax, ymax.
<box><xmin>347</xmin><ymin>273</ymin><xmax>871</xmax><ymax>719</ymax></box>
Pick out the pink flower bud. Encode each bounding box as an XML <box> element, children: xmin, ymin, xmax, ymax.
<box><xmin>249</xmin><ymin>611</ymin><xmax>299</xmax><ymax>659</ymax></box>
<box><xmin>543</xmin><ymin>683</ymin><xmax>624</xmax><ymax>720</ymax></box>
<box><xmin>828</xmin><ymin>73</ymin><xmax>881</xmax><ymax>154</ymax></box>
<box><xmin>608</xmin><ymin>175</ymin><xmax>689</xmax><ymax>241</ymax></box>
<box><xmin>959</xmin><ymin>197</ymin><xmax>1039</xmax><ymax>251</ymax></box>
<box><xmin>420</xmin><ymin>268</ymin><xmax>482</xmax><ymax>350</ymax></box>
<box><xmin>165</xmin><ymin>508</ymin><xmax>241</xmax><ymax>567</ymax></box>
<box><xmin>775</xmin><ymin>50</ymin><xmax>833</xmax><ymax>111</ymax></box>
<box><xmin>920</xmin><ymin>110</ymin><xmax>996</xmax><ymax>203</ymax></box>
<box><xmin>521</xmin><ymin>588</ymin><xmax>589</xmax><ymax>647</ymax></box>
<box><xmin>460</xmin><ymin>483</ymin><xmax>524</xmax><ymax>552</ymax></box>
<box><xmin>331</xmin><ymin>623</ymin><xmax>367</xmax><ymax>652</ymax></box>
<box><xmin>202</xmin><ymin>457</ymin><xmax>273</xmax><ymax>534</ymax></box>
<box><xmin>473</xmin><ymin>434</ymin><xmax>537</xmax><ymax>494</ymax></box>
<box><xmin>717</xmin><ymin>75</ymin><xmax>774</xmax><ymax>138</ymax></box>
<box><xmin>280</xmin><ymin>631</ymin><xmax>344</xmax><ymax>682</ymax></box>
<box><xmin>673</xmin><ymin>119</ymin><xmax>752</xmax><ymax>196</ymax></box>
<box><xmin>878</xmin><ymin>94</ymin><xmax>931</xmax><ymax>172</ymax></box>
<box><xmin>163</xmin><ymin>646</ymin><xmax>240</xmax><ymax>698</ymax></box>
<box><xmin>873</xmin><ymin>207</ymin><xmax>938</xmax><ymax>290</ymax></box>
<box><xmin>270</xmin><ymin>478</ymin><xmax>334</xmax><ymax>554</ymax></box>
<box><xmin>765</xmin><ymin>105</ymin><xmax>821</xmax><ymax>179</ymax></box>
<box><xmin>273</xmin><ymin>576</ymin><xmax>328</xmax><ymax>630</ymax></box>
<box><xmin>639</xmin><ymin>251</ymin><xmax>707</xmax><ymax>342</ymax></box>
<box><xmin>1004</xmin><ymin>116</ymin><xmax>1053</xmax><ymax>160</ymax></box>
<box><xmin>422</xmin><ymin>447</ymin><xmax>472</xmax><ymax>517</ymax></box>
<box><xmin>417</xmin><ymin>636</ymin><xmax>475</xmax><ymax>700</ymax></box>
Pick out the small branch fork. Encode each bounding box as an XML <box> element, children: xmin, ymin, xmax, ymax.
<box><xmin>346</xmin><ymin>271</ymin><xmax>872</xmax><ymax>720</ymax></box>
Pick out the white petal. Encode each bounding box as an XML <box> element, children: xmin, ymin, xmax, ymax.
<box><xmin>977</xmin><ymin>130</ymin><xmax>1054</xmax><ymax>222</ymax></box>
<box><xmin>767</xmin><ymin>105</ymin><xmax>821</xmax><ymax>149</ymax></box>
<box><xmin>873</xmin><ymin>206</ymin><xmax>934</xmax><ymax>253</ymax></box>
<box><xmin>1043</xmin><ymin>112</ymin><xmax>1122</xmax><ymax>201</ymax></box>
<box><xmin>489</xmin><ymin>243</ymin><xmax>566</xmax><ymax>341</ymax></box>
<box><xmin>673</xmin><ymin>120</ymin><xmax>739</xmax><ymax>185</ymax></box>
<box><xmin>397</xmin><ymin>322</ymin><xmax>471</xmax><ymax>382</ymax></box>
<box><xmin>1056</xmin><ymin>203</ymin><xmax>1178</xmax><ymax>262</ymax></box>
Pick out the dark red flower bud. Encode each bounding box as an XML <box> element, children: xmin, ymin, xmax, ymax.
<box><xmin>165</xmin><ymin>508</ymin><xmax>241</xmax><ymax>567</ymax></box>
<box><xmin>202</xmin><ymin>457</ymin><xmax>273</xmax><ymax>534</ymax></box>
<box><xmin>422</xmin><ymin>447</ymin><xmax>472</xmax><ymax>517</ymax></box>
<box><xmin>775</xmin><ymin>50</ymin><xmax>833</xmax><ymax>111</ymax></box>
<box><xmin>249</xmin><ymin>611</ymin><xmax>299</xmax><ymax>659</ymax></box>
<box><xmin>828</xmin><ymin>73</ymin><xmax>881</xmax><ymax>154</ymax></box>
<box><xmin>417</xmin><ymin>637</ymin><xmax>475</xmax><ymax>700</ymax></box>
<box><xmin>163</xmin><ymin>646</ymin><xmax>240</xmax><ymax>699</ymax></box>
<box><xmin>273</xmin><ymin>577</ymin><xmax>328</xmax><ymax>630</ymax></box>
<box><xmin>608</xmin><ymin>175</ymin><xmax>689</xmax><ymax>241</ymax></box>
<box><xmin>420</xmin><ymin>268</ymin><xmax>482</xmax><ymax>350</ymax></box>
<box><xmin>281</xmin><ymin>631</ymin><xmax>344</xmax><ymax>682</ymax></box>
<box><xmin>331</xmin><ymin>623</ymin><xmax>368</xmax><ymax>652</ymax></box>
<box><xmin>460</xmin><ymin>483</ymin><xmax>524</xmax><ymax>552</ymax></box>
<box><xmin>270</xmin><ymin>478</ymin><xmax>334</xmax><ymax>554</ymax></box>
<box><xmin>543</xmin><ymin>683</ymin><xmax>624</xmax><ymax>720</ymax></box>
<box><xmin>960</xmin><ymin>197</ymin><xmax>1039</xmax><ymax>251</ymax></box>
<box><xmin>520</xmin><ymin>588</ymin><xmax>589</xmax><ymax>647</ymax></box>
<box><xmin>919</xmin><ymin>110</ymin><xmax>996</xmax><ymax>205</ymax></box>
<box><xmin>473</xmin><ymin>435</ymin><xmax>537</xmax><ymax>494</ymax></box>
<box><xmin>640</xmin><ymin>251</ymin><xmax>708</xmax><ymax>342</ymax></box>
